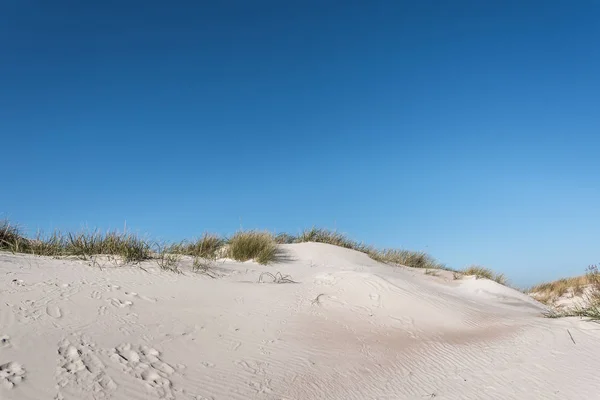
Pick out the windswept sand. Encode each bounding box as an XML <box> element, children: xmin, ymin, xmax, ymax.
<box><xmin>1</xmin><ymin>243</ymin><xmax>599</xmax><ymax>399</ymax></box>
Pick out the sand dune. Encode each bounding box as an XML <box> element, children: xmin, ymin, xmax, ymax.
<box><xmin>1</xmin><ymin>243</ymin><xmax>599</xmax><ymax>399</ymax></box>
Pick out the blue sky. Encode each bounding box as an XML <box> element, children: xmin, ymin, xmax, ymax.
<box><xmin>2</xmin><ymin>1</ymin><xmax>599</xmax><ymax>287</ymax></box>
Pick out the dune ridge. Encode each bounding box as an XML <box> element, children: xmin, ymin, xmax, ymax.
<box><xmin>0</xmin><ymin>243</ymin><xmax>599</xmax><ymax>399</ymax></box>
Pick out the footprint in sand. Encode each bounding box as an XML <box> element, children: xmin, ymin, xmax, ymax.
<box><xmin>56</xmin><ymin>336</ymin><xmax>117</xmax><ymax>395</ymax></box>
<box><xmin>0</xmin><ymin>362</ymin><xmax>26</xmax><ymax>389</ymax></box>
<box><xmin>90</xmin><ymin>291</ymin><xmax>102</xmax><ymax>300</ymax></box>
<box><xmin>107</xmin><ymin>298</ymin><xmax>133</xmax><ymax>308</ymax></box>
<box><xmin>46</xmin><ymin>305</ymin><xmax>63</xmax><ymax>319</ymax></box>
<box><xmin>109</xmin><ymin>343</ymin><xmax>180</xmax><ymax>399</ymax></box>
<box><xmin>125</xmin><ymin>292</ymin><xmax>157</xmax><ymax>303</ymax></box>
<box><xmin>234</xmin><ymin>359</ymin><xmax>267</xmax><ymax>376</ymax></box>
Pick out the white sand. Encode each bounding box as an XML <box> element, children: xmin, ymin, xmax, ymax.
<box><xmin>1</xmin><ymin>243</ymin><xmax>599</xmax><ymax>399</ymax></box>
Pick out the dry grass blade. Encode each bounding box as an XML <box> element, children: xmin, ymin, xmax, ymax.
<box><xmin>192</xmin><ymin>256</ymin><xmax>217</xmax><ymax>278</ymax></box>
<box><xmin>258</xmin><ymin>272</ymin><xmax>297</xmax><ymax>284</ymax></box>
<box><xmin>154</xmin><ymin>243</ymin><xmax>181</xmax><ymax>272</ymax></box>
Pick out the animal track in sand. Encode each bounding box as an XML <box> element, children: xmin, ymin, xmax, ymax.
<box><xmin>56</xmin><ymin>336</ymin><xmax>117</xmax><ymax>398</ymax></box>
<box><xmin>0</xmin><ymin>362</ymin><xmax>25</xmax><ymax>389</ymax></box>
<box><xmin>109</xmin><ymin>343</ymin><xmax>180</xmax><ymax>399</ymax></box>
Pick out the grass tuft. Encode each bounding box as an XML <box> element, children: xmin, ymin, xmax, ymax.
<box><xmin>0</xmin><ymin>220</ymin><xmax>30</xmax><ymax>253</ymax></box>
<box><xmin>274</xmin><ymin>233</ymin><xmax>297</xmax><ymax>244</ymax></box>
<box><xmin>462</xmin><ymin>265</ymin><xmax>507</xmax><ymax>285</ymax></box>
<box><xmin>64</xmin><ymin>230</ymin><xmax>151</xmax><ymax>263</ymax></box>
<box><xmin>171</xmin><ymin>234</ymin><xmax>224</xmax><ymax>260</ymax></box>
<box><xmin>29</xmin><ymin>231</ymin><xmax>66</xmax><ymax>257</ymax></box>
<box><xmin>227</xmin><ymin>231</ymin><xmax>277</xmax><ymax>265</ymax></box>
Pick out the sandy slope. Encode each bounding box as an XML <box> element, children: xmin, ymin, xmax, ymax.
<box><xmin>1</xmin><ymin>243</ymin><xmax>599</xmax><ymax>400</ymax></box>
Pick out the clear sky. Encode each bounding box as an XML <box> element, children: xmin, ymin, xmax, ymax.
<box><xmin>2</xmin><ymin>1</ymin><xmax>599</xmax><ymax>287</ymax></box>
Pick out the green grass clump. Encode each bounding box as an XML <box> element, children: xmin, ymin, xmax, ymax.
<box><xmin>462</xmin><ymin>265</ymin><xmax>507</xmax><ymax>285</ymax></box>
<box><xmin>29</xmin><ymin>232</ymin><xmax>67</xmax><ymax>257</ymax></box>
<box><xmin>227</xmin><ymin>231</ymin><xmax>277</xmax><ymax>265</ymax></box>
<box><xmin>64</xmin><ymin>231</ymin><xmax>151</xmax><ymax>263</ymax></box>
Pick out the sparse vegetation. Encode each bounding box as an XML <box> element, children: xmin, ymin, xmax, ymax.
<box><xmin>227</xmin><ymin>231</ymin><xmax>277</xmax><ymax>265</ymax></box>
<box><xmin>529</xmin><ymin>275</ymin><xmax>591</xmax><ymax>303</ymax></box>
<box><xmin>296</xmin><ymin>227</ymin><xmax>361</xmax><ymax>250</ymax></box>
<box><xmin>1</xmin><ymin>219</ymin><xmax>468</xmax><ymax>276</ymax></box>
<box><xmin>155</xmin><ymin>243</ymin><xmax>181</xmax><ymax>272</ymax></box>
<box><xmin>461</xmin><ymin>265</ymin><xmax>507</xmax><ymax>285</ymax></box>
<box><xmin>293</xmin><ymin>227</ymin><xmax>449</xmax><ymax>271</ymax></box>
<box><xmin>369</xmin><ymin>248</ymin><xmax>446</xmax><ymax>270</ymax></box>
<box><xmin>543</xmin><ymin>265</ymin><xmax>600</xmax><ymax>320</ymax></box>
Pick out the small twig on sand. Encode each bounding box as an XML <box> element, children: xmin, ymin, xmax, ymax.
<box><xmin>567</xmin><ymin>329</ymin><xmax>576</xmax><ymax>345</ymax></box>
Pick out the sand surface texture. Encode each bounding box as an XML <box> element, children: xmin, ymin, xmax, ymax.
<box><xmin>1</xmin><ymin>243</ymin><xmax>598</xmax><ymax>399</ymax></box>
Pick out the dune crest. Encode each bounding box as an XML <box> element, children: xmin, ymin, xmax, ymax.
<box><xmin>1</xmin><ymin>243</ymin><xmax>599</xmax><ymax>399</ymax></box>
